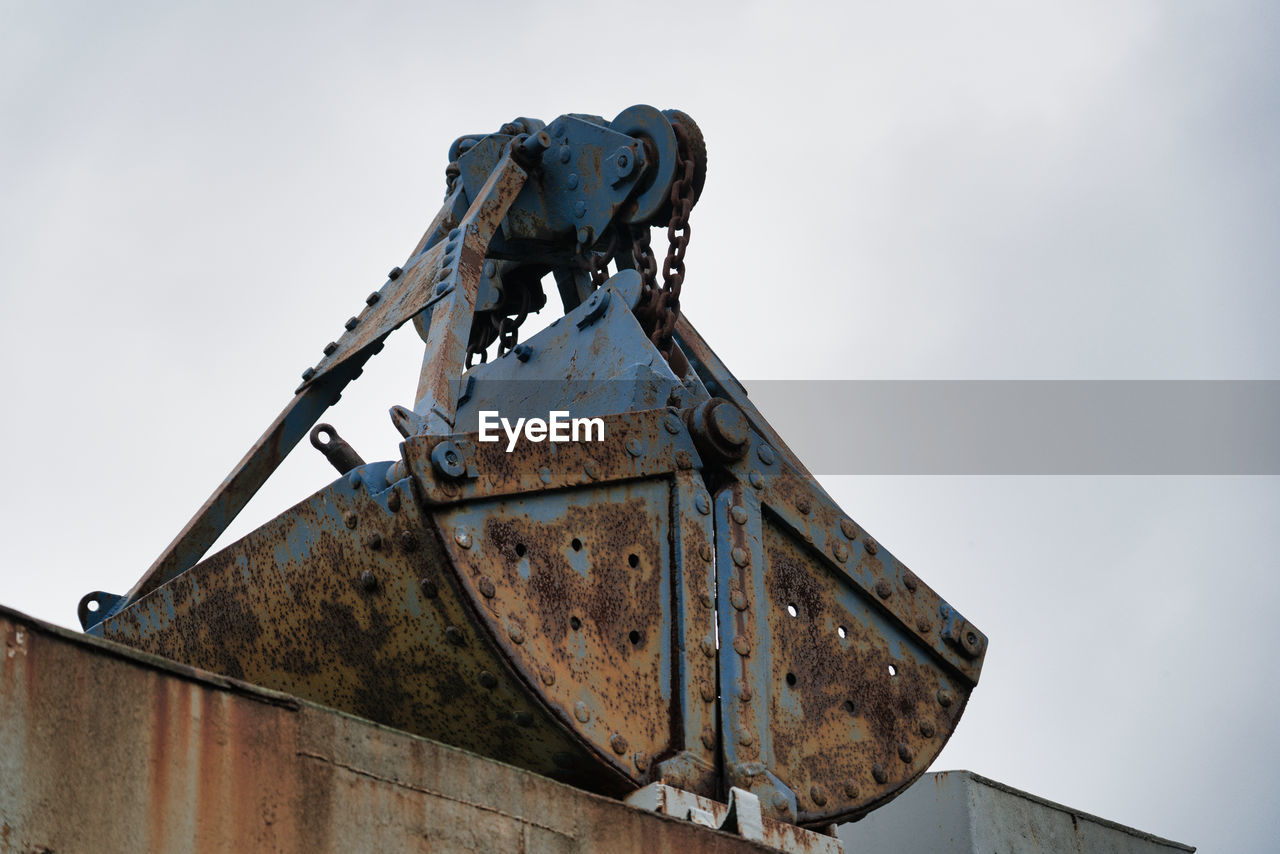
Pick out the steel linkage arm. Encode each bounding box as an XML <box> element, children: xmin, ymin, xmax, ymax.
<box><xmin>86</xmin><ymin>141</ymin><xmax>535</xmax><ymax>629</ymax></box>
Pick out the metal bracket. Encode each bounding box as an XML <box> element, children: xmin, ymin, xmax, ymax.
<box><xmin>624</xmin><ymin>784</ymin><xmax>844</xmax><ymax>853</ymax></box>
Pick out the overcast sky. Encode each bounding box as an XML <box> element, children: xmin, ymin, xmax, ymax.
<box><xmin>2</xmin><ymin>2</ymin><xmax>1277</xmax><ymax>850</ymax></box>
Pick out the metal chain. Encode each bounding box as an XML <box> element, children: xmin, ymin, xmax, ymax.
<box><xmin>632</xmin><ymin>123</ymin><xmax>695</xmax><ymax>358</ymax></box>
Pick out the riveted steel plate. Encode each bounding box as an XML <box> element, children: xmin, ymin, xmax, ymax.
<box><xmin>760</xmin><ymin>514</ymin><xmax>969</xmax><ymax>824</ymax></box>
<box><xmin>99</xmin><ymin>463</ymin><xmax>631</xmax><ymax>795</ymax></box>
<box><xmin>434</xmin><ymin>478</ymin><xmax>676</xmax><ymax>786</ymax></box>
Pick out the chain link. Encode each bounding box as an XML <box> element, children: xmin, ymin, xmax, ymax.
<box><xmin>637</xmin><ymin>122</ymin><xmax>696</xmax><ymax>358</ymax></box>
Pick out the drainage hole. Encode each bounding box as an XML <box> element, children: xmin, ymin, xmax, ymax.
<box><xmin>629</xmin><ymin>630</ymin><xmax>641</xmax><ymax>645</ymax></box>
<box><xmin>785</xmin><ymin>672</ymin><xmax>797</xmax><ymax>687</ymax></box>
<box><xmin>786</xmin><ymin>603</ymin><xmax>798</xmax><ymax>618</ymax></box>
<box><xmin>837</xmin><ymin>625</ymin><xmax>847</xmax><ymax>639</ymax></box>
<box><xmin>842</xmin><ymin>700</ymin><xmax>856</xmax><ymax>715</ymax></box>
<box><xmin>571</xmin><ymin>537</ymin><xmax>582</xmax><ymax>552</ymax></box>
<box><xmin>628</xmin><ymin>553</ymin><xmax>640</xmax><ymax>568</ymax></box>
<box><xmin>515</xmin><ymin>543</ymin><xmax>527</xmax><ymax>557</ymax></box>
<box><xmin>888</xmin><ymin>664</ymin><xmax>898</xmax><ymax>677</ymax></box>
<box><xmin>570</xmin><ymin>616</ymin><xmax>582</xmax><ymax>631</ymax></box>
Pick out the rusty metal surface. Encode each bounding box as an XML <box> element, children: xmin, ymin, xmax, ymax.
<box><xmin>1</xmin><ymin>606</ymin><xmax>788</xmax><ymax>853</ymax></box>
<box><xmin>98</xmin><ymin>463</ymin><xmax>630</xmax><ymax>796</ymax></box>
<box><xmin>436</xmin><ymin>479</ymin><xmax>676</xmax><ymax>786</ymax></box>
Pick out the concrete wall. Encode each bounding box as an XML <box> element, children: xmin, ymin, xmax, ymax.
<box><xmin>0</xmin><ymin>605</ymin><xmax>775</xmax><ymax>854</ymax></box>
<box><xmin>838</xmin><ymin>769</ymin><xmax>1194</xmax><ymax>853</ymax></box>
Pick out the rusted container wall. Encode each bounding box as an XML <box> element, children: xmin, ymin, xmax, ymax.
<box><xmin>0</xmin><ymin>606</ymin><xmax>774</xmax><ymax>854</ymax></box>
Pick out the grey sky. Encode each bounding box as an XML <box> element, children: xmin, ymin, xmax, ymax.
<box><xmin>2</xmin><ymin>2</ymin><xmax>1277</xmax><ymax>850</ymax></box>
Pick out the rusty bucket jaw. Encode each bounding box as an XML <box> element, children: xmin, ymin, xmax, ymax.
<box><xmin>86</xmin><ymin>106</ymin><xmax>987</xmax><ymax>830</ymax></box>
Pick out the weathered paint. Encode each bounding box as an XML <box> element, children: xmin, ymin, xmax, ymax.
<box><xmin>0</xmin><ymin>606</ymin><xmax>791</xmax><ymax>853</ymax></box>
<box><xmin>79</xmin><ymin>104</ymin><xmax>990</xmax><ymax>834</ymax></box>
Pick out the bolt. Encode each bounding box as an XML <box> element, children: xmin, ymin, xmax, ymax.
<box><xmin>454</xmin><ymin>528</ymin><xmax>472</xmax><ymax>549</ymax></box>
<box><xmin>937</xmin><ymin>689</ymin><xmax>954</xmax><ymax>708</ymax></box>
<box><xmin>420</xmin><ymin>576</ymin><xmax>438</xmax><ymax>598</ymax></box>
<box><xmin>584</xmin><ymin>458</ymin><xmax>599</xmax><ymax>479</ymax></box>
<box><xmin>701</xmin><ymin>728</ymin><xmax>717</xmax><ymax>751</ymax></box>
<box><xmin>574</xmin><ymin>702</ymin><xmax>590</xmax><ymax>723</ymax></box>
<box><xmin>700</xmin><ymin>680</ymin><xmax>716</xmax><ymax>702</ymax></box>
<box><xmin>539</xmin><ymin>664</ymin><xmax>555</xmax><ymax>686</ymax></box>
<box><xmin>920</xmin><ymin>721</ymin><xmax>936</xmax><ymax>738</ymax></box>
<box><xmin>700</xmin><ymin>591</ymin><xmax>713</xmax><ymax>609</ymax></box>
<box><xmin>663</xmin><ymin>414</ymin><xmax>682</xmax><ymax>434</ymax></box>
<box><xmin>559</xmin><ymin>146</ymin><xmax>572</xmax><ymax>164</ymax></box>
<box><xmin>738</xmin><ymin>730</ymin><xmax>755</xmax><ymax>746</ymax></box>
<box><xmin>916</xmin><ymin>617</ymin><xmax>932</xmax><ymax>633</ymax></box>
<box><xmin>810</xmin><ymin>785</ymin><xmax>828</xmax><ymax>807</ymax></box>
<box><xmin>323</xmin><ymin>341</ymin><xmax>338</xmax><ymax>356</ymax></box>
<box><xmin>344</xmin><ymin>316</ymin><xmax>359</xmax><ymax>331</ymax></box>
<box><xmin>366</xmin><ymin>291</ymin><xmax>381</xmax><ymax>305</ymax></box>
<box><xmin>479</xmin><ymin>671</ymin><xmax>497</xmax><ymax>689</ymax></box>
<box><xmin>695</xmin><ymin>493</ymin><xmax>711</xmax><ymax>515</ymax></box>
<box><xmin>875</xmin><ymin>580</ymin><xmax>892</xmax><ymax>599</ymax></box>
<box><xmin>739</xmin><ymin>681</ymin><xmax>753</xmax><ymax>702</ymax></box>
<box><xmin>625</xmin><ymin>437</ymin><xmax>642</xmax><ymax>457</ymax></box>
<box><xmin>343</xmin><ymin>511</ymin><xmax>358</xmax><ymax>529</ymax></box>
<box><xmin>675</xmin><ymin>450</ymin><xmax>693</xmax><ymax>470</ymax></box>
<box><xmin>730</xmin><ymin>505</ymin><xmax>748</xmax><ymax>524</ymax></box>
<box><xmin>698</xmin><ymin>543</ymin><xmax>713</xmax><ymax>562</ymax></box>
<box><xmin>843</xmin><ymin>780</ymin><xmax>860</xmax><ymax>799</ymax></box>
<box><xmin>872</xmin><ymin>763</ymin><xmax>888</xmax><ymax>784</ymax></box>
<box><xmin>609</xmin><ymin>733</ymin><xmax>628</xmax><ymax>754</ymax></box>
<box><xmin>731</xmin><ymin>547</ymin><xmax>749</xmax><ymax>567</ymax></box>
<box><xmin>797</xmin><ymin>497</ymin><xmax>812</xmax><ymax>515</ymax></box>
<box><xmin>347</xmin><ymin>470</ymin><xmax>361</xmax><ymax>488</ymax></box>
<box><xmin>903</xmin><ymin>572</ymin><xmax>919</xmax><ymax>592</ymax></box>
<box><xmin>707</xmin><ymin>401</ymin><xmax>748</xmax><ymax>449</ymax></box>
<box><xmin>700</xmin><ymin>640</ymin><xmax>716</xmax><ymax>659</ymax></box>
<box><xmin>898</xmin><ymin>743</ymin><xmax>914</xmax><ymax>763</ymax></box>
<box><xmin>833</xmin><ymin>541</ymin><xmax>849</xmax><ymax>563</ymax></box>
<box><xmin>730</xmin><ymin>589</ymin><xmax>748</xmax><ymax>611</ymax></box>
<box><xmin>364</xmin><ymin>532</ymin><xmax>383</xmax><ymax>550</ymax></box>
<box><xmin>757</xmin><ymin>445</ymin><xmax>776</xmax><ymax>465</ymax></box>
<box><xmin>567</xmin><ymin>172</ymin><xmax>579</xmax><ymax>189</ymax></box>
<box><xmin>771</xmin><ymin>793</ymin><xmax>788</xmax><ymax>813</ymax></box>
<box><xmin>386</xmin><ymin>491</ymin><xmax>401</xmax><ymax>512</ymax></box>
<box><xmin>508</xmin><ymin>624</ymin><xmax>525</xmax><ymax>644</ymax></box>
<box><xmin>840</xmin><ymin>518</ymin><xmax>857</xmax><ymax>539</ymax></box>
<box><xmin>538</xmin><ymin>467</ymin><xmax>551</xmax><ymax>484</ymax></box>
<box><xmin>574</xmin><ymin>200</ymin><xmax>587</xmax><ymax>219</ymax></box>
<box><xmin>749</xmin><ymin>470</ymin><xmax>764</xmax><ymax>490</ymax></box>
<box><xmin>387</xmin><ymin>266</ymin><xmax>402</xmax><ymax>280</ymax></box>
<box><xmin>478</xmin><ymin>576</ymin><xmax>496</xmax><ymax>598</ymax></box>
<box><xmin>733</xmin><ymin>635</ymin><xmax>751</xmax><ymax>656</ymax></box>
<box><xmin>484</xmin><ymin>261</ymin><xmax>496</xmax><ymax>278</ymax></box>
<box><xmin>864</xmin><ymin>537</ymin><xmax>879</xmax><ymax>555</ymax></box>
<box><xmin>301</xmin><ymin>367</ymin><xmax>316</xmax><ymax>381</ymax></box>
<box><xmin>633</xmin><ymin>752</ymin><xmax>649</xmax><ymax>772</ymax></box>
<box><xmin>515</xmin><ymin>343</ymin><xmax>533</xmax><ymax>362</ymax></box>
<box><xmin>360</xmin><ymin>570</ymin><xmax>377</xmax><ymax>591</ymax></box>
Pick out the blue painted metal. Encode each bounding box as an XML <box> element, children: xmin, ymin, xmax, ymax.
<box><xmin>82</xmin><ymin>105</ymin><xmax>988</xmax><ymax>831</ymax></box>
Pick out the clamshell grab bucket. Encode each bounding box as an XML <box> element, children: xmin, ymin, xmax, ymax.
<box><xmin>86</xmin><ymin>107</ymin><xmax>986</xmax><ymax>828</ymax></box>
